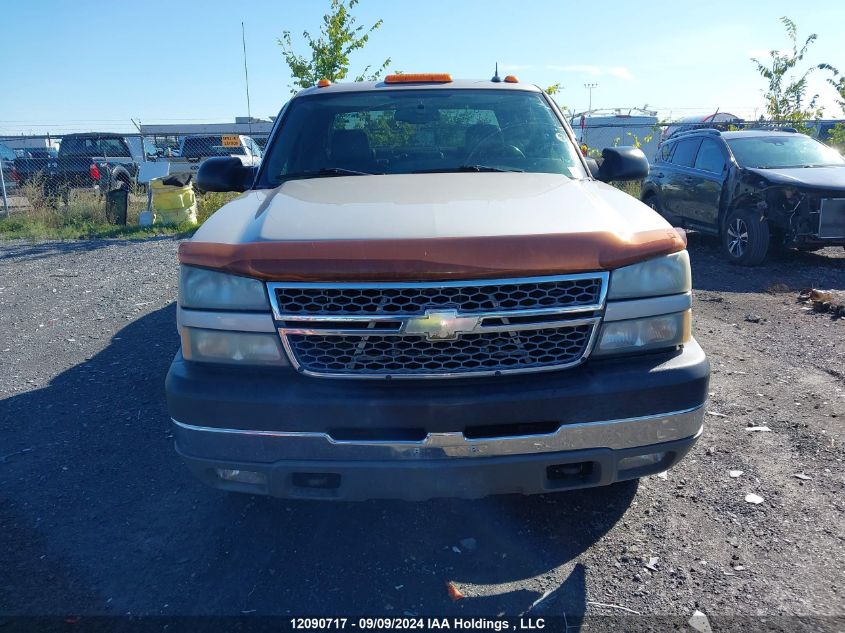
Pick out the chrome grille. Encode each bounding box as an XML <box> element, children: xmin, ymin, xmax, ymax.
<box><xmin>273</xmin><ymin>277</ymin><xmax>603</xmax><ymax>316</ymax></box>
<box><xmin>286</xmin><ymin>325</ymin><xmax>594</xmax><ymax>376</ymax></box>
<box><xmin>268</xmin><ymin>274</ymin><xmax>608</xmax><ymax>379</ymax></box>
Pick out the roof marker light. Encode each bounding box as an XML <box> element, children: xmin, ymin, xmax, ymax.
<box><xmin>384</xmin><ymin>73</ymin><xmax>453</xmax><ymax>83</ymax></box>
<box><xmin>503</xmin><ymin>75</ymin><xmax>519</xmax><ymax>83</ymax></box>
<box><xmin>317</xmin><ymin>79</ymin><xmax>332</xmax><ymax>88</ymax></box>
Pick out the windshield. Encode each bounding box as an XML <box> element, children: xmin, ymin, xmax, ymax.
<box><xmin>60</xmin><ymin>136</ymin><xmax>130</xmax><ymax>157</ymax></box>
<box><xmin>727</xmin><ymin>135</ymin><xmax>845</xmax><ymax>169</ymax></box>
<box><xmin>260</xmin><ymin>89</ymin><xmax>586</xmax><ymax>186</ymax></box>
<box><xmin>181</xmin><ymin>136</ymin><xmax>245</xmax><ymax>158</ymax></box>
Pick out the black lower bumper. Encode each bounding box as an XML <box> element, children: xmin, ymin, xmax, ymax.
<box><xmin>178</xmin><ymin>431</ymin><xmax>700</xmax><ymax>501</ymax></box>
<box><xmin>165</xmin><ymin>340</ymin><xmax>708</xmax><ymax>500</ymax></box>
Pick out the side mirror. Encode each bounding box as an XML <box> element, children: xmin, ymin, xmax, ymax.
<box><xmin>596</xmin><ymin>147</ymin><xmax>649</xmax><ymax>182</ymax></box>
<box><xmin>197</xmin><ymin>157</ymin><xmax>256</xmax><ymax>192</ymax></box>
<box><xmin>584</xmin><ymin>158</ymin><xmax>600</xmax><ymax>179</ymax></box>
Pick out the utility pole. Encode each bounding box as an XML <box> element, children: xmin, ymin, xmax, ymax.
<box><xmin>0</xmin><ymin>159</ymin><xmax>8</xmax><ymax>216</ymax></box>
<box><xmin>584</xmin><ymin>83</ymin><xmax>598</xmax><ymax>114</ymax></box>
<box><xmin>584</xmin><ymin>83</ymin><xmax>598</xmax><ymax>147</ymax></box>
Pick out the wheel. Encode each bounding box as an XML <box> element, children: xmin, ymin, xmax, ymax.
<box><xmin>721</xmin><ymin>208</ymin><xmax>770</xmax><ymax>265</ymax></box>
<box><xmin>111</xmin><ymin>175</ymin><xmax>131</xmax><ymax>192</ymax></box>
<box><xmin>643</xmin><ymin>193</ymin><xmax>673</xmax><ymax>223</ymax></box>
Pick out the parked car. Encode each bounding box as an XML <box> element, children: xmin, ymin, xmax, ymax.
<box><xmin>0</xmin><ymin>142</ymin><xmax>16</xmax><ymax>191</ymax></box>
<box><xmin>661</xmin><ymin>112</ymin><xmax>742</xmax><ymax>143</ymax></box>
<box><xmin>641</xmin><ymin>128</ymin><xmax>845</xmax><ymax>265</ymax></box>
<box><xmin>165</xmin><ymin>75</ymin><xmax>709</xmax><ymax>501</ymax></box>
<box><xmin>12</xmin><ymin>133</ymin><xmax>155</xmax><ymax>198</ymax></box>
<box><xmin>167</xmin><ymin>134</ymin><xmax>262</xmax><ymax>178</ymax></box>
<box><xmin>17</xmin><ymin>147</ymin><xmax>59</xmax><ymax>159</ymax></box>
<box><xmin>805</xmin><ymin>119</ymin><xmax>845</xmax><ymax>151</ymax></box>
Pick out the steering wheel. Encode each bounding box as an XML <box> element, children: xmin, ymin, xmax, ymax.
<box><xmin>465</xmin><ymin>134</ymin><xmax>526</xmax><ymax>164</ymax></box>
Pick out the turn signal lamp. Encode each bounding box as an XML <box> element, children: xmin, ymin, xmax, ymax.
<box><xmin>384</xmin><ymin>73</ymin><xmax>453</xmax><ymax>83</ymax></box>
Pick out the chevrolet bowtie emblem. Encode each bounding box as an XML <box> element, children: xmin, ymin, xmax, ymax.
<box><xmin>403</xmin><ymin>310</ymin><xmax>481</xmax><ymax>341</ymax></box>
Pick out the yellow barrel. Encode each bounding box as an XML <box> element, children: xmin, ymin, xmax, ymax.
<box><xmin>150</xmin><ymin>177</ymin><xmax>198</xmax><ymax>225</ymax></box>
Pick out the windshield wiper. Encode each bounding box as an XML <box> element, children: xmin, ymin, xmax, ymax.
<box><xmin>281</xmin><ymin>167</ymin><xmax>378</xmax><ymax>181</ymax></box>
<box><xmin>413</xmin><ymin>165</ymin><xmax>525</xmax><ymax>173</ymax></box>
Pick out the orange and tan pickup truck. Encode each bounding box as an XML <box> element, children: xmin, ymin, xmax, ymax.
<box><xmin>166</xmin><ymin>74</ymin><xmax>709</xmax><ymax>500</ymax></box>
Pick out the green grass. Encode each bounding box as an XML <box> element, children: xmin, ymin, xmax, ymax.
<box><xmin>0</xmin><ymin>184</ymin><xmax>237</xmax><ymax>241</ymax></box>
<box><xmin>0</xmin><ymin>214</ymin><xmax>199</xmax><ymax>240</ymax></box>
<box><xmin>0</xmin><ymin>178</ymin><xmax>644</xmax><ymax>242</ymax></box>
<box><xmin>611</xmin><ymin>180</ymin><xmax>642</xmax><ymax>198</ymax></box>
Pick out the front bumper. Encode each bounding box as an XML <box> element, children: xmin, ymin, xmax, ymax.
<box><xmin>177</xmin><ymin>426</ymin><xmax>701</xmax><ymax>500</ymax></box>
<box><xmin>165</xmin><ymin>339</ymin><xmax>709</xmax><ymax>500</ymax></box>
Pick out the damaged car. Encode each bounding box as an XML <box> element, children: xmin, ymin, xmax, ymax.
<box><xmin>641</xmin><ymin>128</ymin><xmax>845</xmax><ymax>265</ymax></box>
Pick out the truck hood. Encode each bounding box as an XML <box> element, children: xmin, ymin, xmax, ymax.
<box><xmin>747</xmin><ymin>165</ymin><xmax>845</xmax><ymax>190</ymax></box>
<box><xmin>185</xmin><ymin>173</ymin><xmax>686</xmax><ymax>281</ymax></box>
<box><xmin>196</xmin><ymin>172</ymin><xmax>670</xmax><ymax>243</ymax></box>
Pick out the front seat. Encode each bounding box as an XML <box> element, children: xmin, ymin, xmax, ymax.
<box><xmin>330</xmin><ymin>129</ymin><xmax>374</xmax><ymax>172</ymax></box>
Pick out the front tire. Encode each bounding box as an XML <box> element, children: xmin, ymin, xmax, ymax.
<box><xmin>721</xmin><ymin>208</ymin><xmax>770</xmax><ymax>266</ymax></box>
<box><xmin>643</xmin><ymin>193</ymin><xmax>670</xmax><ymax>222</ymax></box>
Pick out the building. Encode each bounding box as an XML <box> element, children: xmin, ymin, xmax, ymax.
<box><xmin>0</xmin><ymin>136</ymin><xmax>61</xmax><ymax>153</ymax></box>
<box><xmin>139</xmin><ymin>117</ymin><xmax>276</xmax><ymax>150</ymax></box>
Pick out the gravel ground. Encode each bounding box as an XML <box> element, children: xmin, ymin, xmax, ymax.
<box><xmin>0</xmin><ymin>234</ymin><xmax>843</xmax><ymax>629</ymax></box>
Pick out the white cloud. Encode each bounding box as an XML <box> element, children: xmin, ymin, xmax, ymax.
<box><xmin>607</xmin><ymin>66</ymin><xmax>634</xmax><ymax>80</ymax></box>
<box><xmin>545</xmin><ymin>64</ymin><xmax>634</xmax><ymax>80</ymax></box>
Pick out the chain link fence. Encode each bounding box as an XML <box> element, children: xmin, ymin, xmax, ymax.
<box><xmin>0</xmin><ymin>130</ymin><xmax>266</xmax><ymax>225</ymax></box>
<box><xmin>0</xmin><ymin>133</ymin><xmax>154</xmax><ymax>223</ymax></box>
<box><xmin>1</xmin><ymin>117</ymin><xmax>840</xmax><ymax>223</ymax></box>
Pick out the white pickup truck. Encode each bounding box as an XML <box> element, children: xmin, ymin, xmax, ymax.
<box><xmin>166</xmin><ymin>74</ymin><xmax>709</xmax><ymax>501</ymax></box>
<box><xmin>166</xmin><ymin>134</ymin><xmax>262</xmax><ymax>178</ymax></box>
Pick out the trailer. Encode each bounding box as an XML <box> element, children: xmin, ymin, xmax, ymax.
<box><xmin>569</xmin><ymin>109</ymin><xmax>660</xmax><ymax>161</ymax></box>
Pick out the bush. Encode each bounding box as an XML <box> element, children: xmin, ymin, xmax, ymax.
<box><xmin>197</xmin><ymin>190</ymin><xmax>240</xmax><ymax>224</ymax></box>
<box><xmin>612</xmin><ymin>180</ymin><xmax>642</xmax><ymax>199</ymax></box>
<box><xmin>0</xmin><ymin>182</ymin><xmax>241</xmax><ymax>241</ymax></box>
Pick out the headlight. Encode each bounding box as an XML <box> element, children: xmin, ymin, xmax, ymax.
<box><xmin>181</xmin><ymin>327</ymin><xmax>288</xmax><ymax>365</ymax></box>
<box><xmin>179</xmin><ymin>265</ymin><xmax>269</xmax><ymax>311</ymax></box>
<box><xmin>608</xmin><ymin>251</ymin><xmax>691</xmax><ymax>299</ymax></box>
<box><xmin>593</xmin><ymin>311</ymin><xmax>690</xmax><ymax>357</ymax></box>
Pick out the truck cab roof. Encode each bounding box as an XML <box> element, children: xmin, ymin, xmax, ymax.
<box><xmin>294</xmin><ymin>78</ymin><xmax>543</xmax><ymax>98</ymax></box>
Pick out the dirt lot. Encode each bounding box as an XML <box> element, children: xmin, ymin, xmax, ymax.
<box><xmin>0</xmin><ymin>234</ymin><xmax>843</xmax><ymax>629</ymax></box>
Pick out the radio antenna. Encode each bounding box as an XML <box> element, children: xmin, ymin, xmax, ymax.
<box><xmin>241</xmin><ymin>21</ymin><xmax>253</xmax><ymax>136</ymax></box>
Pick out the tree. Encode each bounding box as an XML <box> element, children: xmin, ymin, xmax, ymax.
<box><xmin>544</xmin><ymin>84</ymin><xmax>570</xmax><ymax>116</ymax></box>
<box><xmin>751</xmin><ymin>17</ymin><xmax>825</xmax><ymax>128</ymax></box>
<box><xmin>818</xmin><ymin>65</ymin><xmax>845</xmax><ymax>148</ymax></box>
<box><xmin>278</xmin><ymin>0</ymin><xmax>390</xmax><ymax>94</ymax></box>
<box><xmin>818</xmin><ymin>64</ymin><xmax>845</xmax><ymax>112</ymax></box>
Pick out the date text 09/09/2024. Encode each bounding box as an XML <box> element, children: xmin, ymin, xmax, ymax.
<box><xmin>290</xmin><ymin>617</ymin><xmax>546</xmax><ymax>630</ymax></box>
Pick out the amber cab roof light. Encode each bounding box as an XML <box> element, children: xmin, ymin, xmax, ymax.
<box><xmin>317</xmin><ymin>79</ymin><xmax>332</xmax><ymax>88</ymax></box>
<box><xmin>384</xmin><ymin>73</ymin><xmax>453</xmax><ymax>84</ymax></box>
<box><xmin>503</xmin><ymin>75</ymin><xmax>519</xmax><ymax>83</ymax></box>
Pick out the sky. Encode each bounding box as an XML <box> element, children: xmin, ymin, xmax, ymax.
<box><xmin>1</xmin><ymin>0</ymin><xmax>844</xmax><ymax>135</ymax></box>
